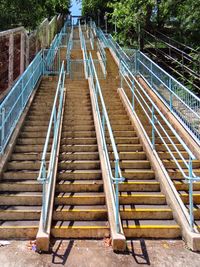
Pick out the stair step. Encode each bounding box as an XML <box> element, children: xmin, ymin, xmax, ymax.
<box><xmin>55</xmin><ymin>192</ymin><xmax>105</xmax><ymax>205</ymax></box>
<box><xmin>122</xmin><ymin>220</ymin><xmax>180</xmax><ymax>238</ymax></box>
<box><xmin>57</xmin><ymin>170</ymin><xmax>102</xmax><ymax>180</ymax></box>
<box><xmin>119</xmin><ymin>192</ymin><xmax>166</xmax><ymax>204</ymax></box>
<box><xmin>51</xmin><ymin>220</ymin><xmax>109</xmax><ymax>238</ymax></box>
<box><xmin>119</xmin><ymin>181</ymin><xmax>160</xmax><ymax>191</ymax></box>
<box><xmin>56</xmin><ymin>180</ymin><xmax>103</xmax><ymax>192</ymax></box>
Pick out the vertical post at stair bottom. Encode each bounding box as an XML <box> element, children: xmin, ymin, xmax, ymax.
<box><xmin>189</xmin><ymin>157</ymin><xmax>194</xmax><ymax>232</ymax></box>
<box><xmin>115</xmin><ymin>160</ymin><xmax>119</xmax><ymax>233</ymax></box>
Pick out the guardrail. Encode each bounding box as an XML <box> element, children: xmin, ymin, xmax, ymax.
<box><xmin>0</xmin><ymin>51</ymin><xmax>44</xmax><ymax>154</ymax></box>
<box><xmin>107</xmin><ymin>35</ymin><xmax>136</xmax><ymax>73</ymax></box>
<box><xmin>37</xmin><ymin>61</ymin><xmax>65</xmax><ymax>232</ymax></box>
<box><xmin>66</xmin><ymin>24</ymin><xmax>73</xmax><ymax>74</ymax></box>
<box><xmin>0</xmin><ymin>19</ymin><xmax>69</xmax><ymax>155</ymax></box>
<box><xmin>90</xmin><ymin>28</ymin><xmax>94</xmax><ymax>50</ymax></box>
<box><xmin>103</xmin><ymin>30</ymin><xmax>200</xmax><ymax>143</ymax></box>
<box><xmin>97</xmin><ymin>39</ymin><xmax>107</xmax><ymax>77</ymax></box>
<box><xmin>46</xmin><ymin>20</ymin><xmax>69</xmax><ymax>68</ymax></box>
<box><xmin>138</xmin><ymin>51</ymin><xmax>200</xmax><ymax>141</ymax></box>
<box><xmin>120</xmin><ymin>59</ymin><xmax>200</xmax><ymax>231</ymax></box>
<box><xmin>96</xmin><ymin>28</ymin><xmax>108</xmax><ymax>48</ymax></box>
<box><xmin>88</xmin><ymin>52</ymin><xmax>124</xmax><ymax>232</ymax></box>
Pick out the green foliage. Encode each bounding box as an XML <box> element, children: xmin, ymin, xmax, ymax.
<box><xmin>82</xmin><ymin>0</ymin><xmax>200</xmax><ymax>47</ymax></box>
<box><xmin>0</xmin><ymin>0</ymin><xmax>70</xmax><ymax>30</ymax></box>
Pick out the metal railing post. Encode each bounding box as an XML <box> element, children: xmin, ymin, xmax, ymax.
<box><xmin>189</xmin><ymin>156</ymin><xmax>194</xmax><ymax>231</ymax></box>
<box><xmin>115</xmin><ymin>159</ymin><xmax>119</xmax><ymax>233</ymax></box>
<box><xmin>1</xmin><ymin>108</ymin><xmax>5</xmax><ymax>148</ymax></box>
<box><xmin>152</xmin><ymin>106</ymin><xmax>155</xmax><ymax>149</ymax></box>
<box><xmin>102</xmin><ymin>113</ymin><xmax>105</xmax><ymax>133</ymax></box>
<box><xmin>132</xmin><ymin>80</ymin><xmax>135</xmax><ymax>110</ymax></box>
<box><xmin>169</xmin><ymin>77</ymin><xmax>173</xmax><ymax>111</ymax></box>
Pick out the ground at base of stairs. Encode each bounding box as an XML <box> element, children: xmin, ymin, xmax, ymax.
<box><xmin>0</xmin><ymin>239</ymin><xmax>200</xmax><ymax>267</ymax></box>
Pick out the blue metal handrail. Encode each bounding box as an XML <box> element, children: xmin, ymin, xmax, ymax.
<box><xmin>120</xmin><ymin>60</ymin><xmax>200</xmax><ymax>231</ymax></box>
<box><xmin>79</xmin><ymin>21</ymin><xmax>89</xmax><ymax>78</ymax></box>
<box><xmin>46</xmin><ymin>20</ymin><xmax>69</xmax><ymax>67</ymax></box>
<box><xmin>66</xmin><ymin>24</ymin><xmax>73</xmax><ymax>74</ymax></box>
<box><xmin>0</xmin><ymin>20</ymin><xmax>69</xmax><ymax>155</ymax></box>
<box><xmin>97</xmin><ymin>39</ymin><xmax>107</xmax><ymax>77</ymax></box>
<box><xmin>96</xmin><ymin>28</ymin><xmax>108</xmax><ymax>48</ymax></box>
<box><xmin>137</xmin><ymin>51</ymin><xmax>200</xmax><ymax>142</ymax></box>
<box><xmin>88</xmin><ymin>52</ymin><xmax>124</xmax><ymax>232</ymax></box>
<box><xmin>90</xmin><ymin>28</ymin><xmax>94</xmax><ymax>50</ymax></box>
<box><xmin>107</xmin><ymin>34</ymin><xmax>135</xmax><ymax>72</ymax></box>
<box><xmin>37</xmin><ymin>61</ymin><xmax>65</xmax><ymax>232</ymax></box>
<box><xmin>103</xmin><ymin>29</ymin><xmax>200</xmax><ymax>143</ymax></box>
<box><xmin>0</xmin><ymin>51</ymin><xmax>44</xmax><ymax>154</ymax></box>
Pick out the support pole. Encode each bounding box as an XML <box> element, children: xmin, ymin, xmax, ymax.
<box><xmin>8</xmin><ymin>33</ymin><xmax>14</xmax><ymax>87</ymax></box>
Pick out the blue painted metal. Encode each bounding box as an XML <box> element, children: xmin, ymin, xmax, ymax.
<box><xmin>97</xmin><ymin>39</ymin><xmax>107</xmax><ymax>78</ymax></box>
<box><xmin>37</xmin><ymin>61</ymin><xmax>65</xmax><ymax>232</ymax></box>
<box><xmin>66</xmin><ymin>24</ymin><xmax>73</xmax><ymax>74</ymax></box>
<box><xmin>88</xmin><ymin>52</ymin><xmax>124</xmax><ymax>233</ymax></box>
<box><xmin>137</xmin><ymin>52</ymin><xmax>200</xmax><ymax>142</ymax></box>
<box><xmin>119</xmin><ymin>59</ymin><xmax>200</xmax><ymax>231</ymax></box>
<box><xmin>0</xmin><ymin>51</ymin><xmax>44</xmax><ymax>154</ymax></box>
<box><xmin>98</xmin><ymin>28</ymin><xmax>200</xmax><ymax>143</ymax></box>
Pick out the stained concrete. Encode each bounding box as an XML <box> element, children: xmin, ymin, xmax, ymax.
<box><xmin>0</xmin><ymin>239</ymin><xmax>200</xmax><ymax>267</ymax></box>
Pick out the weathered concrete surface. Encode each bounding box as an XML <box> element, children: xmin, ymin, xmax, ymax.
<box><xmin>0</xmin><ymin>239</ymin><xmax>200</xmax><ymax>267</ymax></box>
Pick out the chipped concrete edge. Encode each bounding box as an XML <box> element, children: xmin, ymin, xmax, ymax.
<box><xmin>118</xmin><ymin>87</ymin><xmax>200</xmax><ymax>251</ymax></box>
<box><xmin>88</xmin><ymin>77</ymin><xmax>126</xmax><ymax>252</ymax></box>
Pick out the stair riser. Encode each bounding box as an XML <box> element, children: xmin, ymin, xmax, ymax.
<box><xmin>0</xmin><ymin>197</ymin><xmax>41</xmax><ymax>205</ymax></box>
<box><xmin>58</xmin><ymin>162</ymin><xmax>100</xmax><ymax>170</ymax></box>
<box><xmin>58</xmin><ymin>172</ymin><xmax>101</xmax><ymax>180</ymax></box>
<box><xmin>123</xmin><ymin>228</ymin><xmax>180</xmax><ymax>238</ymax></box>
<box><xmin>0</xmin><ymin>211</ymin><xmax>40</xmax><ymax>220</ymax></box>
<box><xmin>53</xmin><ymin>211</ymin><xmax>107</xmax><ymax>221</ymax></box>
<box><xmin>119</xmin><ymin>184</ymin><xmax>160</xmax><ymax>192</ymax></box>
<box><xmin>56</xmin><ymin>184</ymin><xmax>103</xmax><ymax>192</ymax></box>
<box><xmin>51</xmin><ymin>228</ymin><xmax>109</xmax><ymax>239</ymax></box>
<box><xmin>0</xmin><ymin>228</ymin><xmax>38</xmax><ymax>239</ymax></box>
<box><xmin>55</xmin><ymin>197</ymin><xmax>105</xmax><ymax>205</ymax></box>
<box><xmin>120</xmin><ymin>210</ymin><xmax>173</xmax><ymax>220</ymax></box>
<box><xmin>119</xmin><ymin>196</ymin><xmax>166</xmax><ymax>205</ymax></box>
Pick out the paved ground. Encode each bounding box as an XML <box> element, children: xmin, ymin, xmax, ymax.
<box><xmin>0</xmin><ymin>239</ymin><xmax>200</xmax><ymax>267</ymax></box>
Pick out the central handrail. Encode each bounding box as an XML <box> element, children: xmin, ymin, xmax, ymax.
<box><xmin>37</xmin><ymin>61</ymin><xmax>65</xmax><ymax>232</ymax></box>
<box><xmin>88</xmin><ymin>52</ymin><xmax>124</xmax><ymax>232</ymax></box>
<box><xmin>79</xmin><ymin>21</ymin><xmax>89</xmax><ymax>78</ymax></box>
<box><xmin>97</xmin><ymin>39</ymin><xmax>107</xmax><ymax>77</ymax></box>
<box><xmin>120</xmin><ymin>59</ymin><xmax>200</xmax><ymax>231</ymax></box>
<box><xmin>66</xmin><ymin>23</ymin><xmax>73</xmax><ymax>74</ymax></box>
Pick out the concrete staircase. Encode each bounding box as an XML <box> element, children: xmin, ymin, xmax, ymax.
<box><xmin>51</xmin><ymin>79</ymin><xmax>109</xmax><ymax>238</ymax></box>
<box><xmin>99</xmin><ymin>50</ymin><xmax>181</xmax><ymax>238</ymax></box>
<box><xmin>132</xmin><ymin>81</ymin><xmax>200</xmax><ymax>232</ymax></box>
<box><xmin>0</xmin><ymin>77</ymin><xmax>57</xmax><ymax>238</ymax></box>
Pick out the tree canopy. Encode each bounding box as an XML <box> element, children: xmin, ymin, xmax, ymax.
<box><xmin>82</xmin><ymin>0</ymin><xmax>200</xmax><ymax>47</ymax></box>
<box><xmin>0</xmin><ymin>0</ymin><xmax>71</xmax><ymax>30</ymax></box>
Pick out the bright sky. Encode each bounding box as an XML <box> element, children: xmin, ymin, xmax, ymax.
<box><xmin>70</xmin><ymin>0</ymin><xmax>82</xmax><ymax>16</ymax></box>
